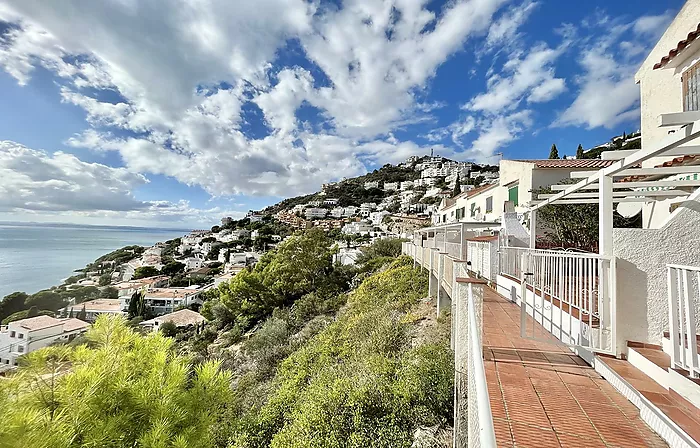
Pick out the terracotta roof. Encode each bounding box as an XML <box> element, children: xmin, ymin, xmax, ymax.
<box><xmin>144</xmin><ymin>288</ymin><xmax>198</xmax><ymax>299</ymax></box>
<box><xmin>60</xmin><ymin>318</ymin><xmax>90</xmax><ymax>332</ymax></box>
<box><xmin>619</xmin><ymin>155</ymin><xmax>700</xmax><ymax>182</ymax></box>
<box><xmin>15</xmin><ymin>316</ymin><xmax>62</xmax><ymax>331</ymax></box>
<box><xmin>467</xmin><ymin>183</ymin><xmax>498</xmax><ymax>198</ymax></box>
<box><xmin>467</xmin><ymin>235</ymin><xmax>499</xmax><ymax>242</ymax></box>
<box><xmin>69</xmin><ymin>299</ymin><xmax>122</xmax><ymax>313</ymax></box>
<box><xmin>142</xmin><ymin>309</ymin><xmax>206</xmax><ymax>327</ymax></box>
<box><xmin>653</xmin><ymin>23</ymin><xmax>700</xmax><ymax>70</ymax></box>
<box><xmin>515</xmin><ymin>159</ymin><xmax>616</xmax><ymax>169</ymax></box>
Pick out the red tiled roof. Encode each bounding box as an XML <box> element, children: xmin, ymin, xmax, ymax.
<box><xmin>467</xmin><ymin>235</ymin><xmax>498</xmax><ymax>242</ymax></box>
<box><xmin>467</xmin><ymin>183</ymin><xmax>498</xmax><ymax>197</ymax></box>
<box><xmin>516</xmin><ymin>159</ymin><xmax>616</xmax><ymax>169</ymax></box>
<box><xmin>653</xmin><ymin>23</ymin><xmax>700</xmax><ymax>70</ymax></box>
<box><xmin>619</xmin><ymin>155</ymin><xmax>700</xmax><ymax>182</ymax></box>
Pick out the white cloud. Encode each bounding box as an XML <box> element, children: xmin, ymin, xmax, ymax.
<box><xmin>468</xmin><ymin>110</ymin><xmax>533</xmax><ymax>160</ymax></box>
<box><xmin>554</xmin><ymin>12</ymin><xmax>671</xmax><ymax>130</ymax></box>
<box><xmin>0</xmin><ymin>0</ymin><xmax>511</xmax><ymax>205</ymax></box>
<box><xmin>0</xmin><ymin>140</ymin><xmax>239</xmax><ymax>226</ymax></box>
<box><xmin>466</xmin><ymin>43</ymin><xmax>567</xmax><ymax>114</ymax></box>
<box><xmin>483</xmin><ymin>0</ymin><xmax>539</xmax><ymax>53</ymax></box>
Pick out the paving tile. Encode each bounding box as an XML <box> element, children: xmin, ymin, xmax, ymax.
<box><xmin>479</xmin><ymin>287</ymin><xmax>669</xmax><ymax>448</ymax></box>
<box><xmin>510</xmin><ymin>422</ymin><xmax>561</xmax><ymax>448</ymax></box>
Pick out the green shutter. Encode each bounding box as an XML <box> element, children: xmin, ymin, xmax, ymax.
<box><xmin>508</xmin><ymin>185</ymin><xmax>519</xmax><ymax>206</ymax></box>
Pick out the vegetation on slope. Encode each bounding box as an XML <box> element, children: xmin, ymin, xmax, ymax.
<box><xmin>226</xmin><ymin>257</ymin><xmax>453</xmax><ymax>448</ymax></box>
<box><xmin>0</xmin><ymin>316</ymin><xmax>232</xmax><ymax>448</ymax></box>
<box><xmin>2</xmin><ymin>233</ymin><xmax>453</xmax><ymax>448</ymax></box>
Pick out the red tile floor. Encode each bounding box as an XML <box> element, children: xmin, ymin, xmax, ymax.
<box><xmin>481</xmin><ymin>286</ymin><xmax>668</xmax><ymax>447</ymax></box>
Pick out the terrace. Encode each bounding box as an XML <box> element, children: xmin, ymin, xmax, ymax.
<box><xmin>402</xmin><ymin>117</ymin><xmax>700</xmax><ymax>447</ymax></box>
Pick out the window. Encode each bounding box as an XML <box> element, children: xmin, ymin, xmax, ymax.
<box><xmin>486</xmin><ymin>196</ymin><xmax>493</xmax><ymax>213</ymax></box>
<box><xmin>508</xmin><ymin>185</ymin><xmax>519</xmax><ymax>206</ymax></box>
<box><xmin>18</xmin><ymin>333</ymin><xmax>23</xmax><ymax>339</ymax></box>
<box><xmin>470</xmin><ymin>203</ymin><xmax>476</xmax><ymax>217</ymax></box>
<box><xmin>9</xmin><ymin>331</ymin><xmax>15</xmax><ymax>338</ymax></box>
<box><xmin>683</xmin><ymin>60</ymin><xmax>700</xmax><ymax>112</ymax></box>
<box><xmin>17</xmin><ymin>346</ymin><xmax>24</xmax><ymax>353</ymax></box>
<box><xmin>456</xmin><ymin>207</ymin><xmax>465</xmax><ymax>220</ymax></box>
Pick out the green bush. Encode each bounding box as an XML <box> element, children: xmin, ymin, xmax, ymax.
<box><xmin>229</xmin><ymin>262</ymin><xmax>453</xmax><ymax>448</ymax></box>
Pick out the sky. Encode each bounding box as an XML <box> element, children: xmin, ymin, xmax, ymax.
<box><xmin>0</xmin><ymin>0</ymin><xmax>684</xmax><ymax>228</ymax></box>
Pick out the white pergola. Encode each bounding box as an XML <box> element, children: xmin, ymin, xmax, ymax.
<box><xmin>527</xmin><ymin>117</ymin><xmax>700</xmax><ymax>258</ymax></box>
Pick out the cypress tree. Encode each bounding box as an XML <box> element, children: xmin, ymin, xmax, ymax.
<box><xmin>549</xmin><ymin>144</ymin><xmax>560</xmax><ymax>159</ymax></box>
<box><xmin>452</xmin><ymin>174</ymin><xmax>461</xmax><ymax>197</ymax></box>
<box><xmin>576</xmin><ymin>144</ymin><xmax>584</xmax><ymax>159</ymax></box>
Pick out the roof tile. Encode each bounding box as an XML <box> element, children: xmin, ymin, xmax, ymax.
<box><xmin>653</xmin><ymin>23</ymin><xmax>700</xmax><ymax>70</ymax></box>
<box><xmin>515</xmin><ymin>159</ymin><xmax>616</xmax><ymax>169</ymax></box>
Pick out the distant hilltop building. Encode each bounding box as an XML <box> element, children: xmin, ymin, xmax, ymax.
<box><xmin>364</xmin><ymin>181</ymin><xmax>380</xmax><ymax>189</ymax></box>
<box><xmin>221</xmin><ymin>217</ymin><xmax>233</xmax><ymax>226</ymax></box>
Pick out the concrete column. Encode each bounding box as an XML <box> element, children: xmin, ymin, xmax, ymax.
<box><xmin>428</xmin><ymin>249</ymin><xmax>438</xmax><ymax>299</ymax></box>
<box><xmin>529</xmin><ymin>210</ymin><xmax>537</xmax><ymax>249</ymax></box>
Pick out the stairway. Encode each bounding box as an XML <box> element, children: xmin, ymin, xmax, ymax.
<box><xmin>594</xmin><ymin>337</ymin><xmax>700</xmax><ymax>448</ymax></box>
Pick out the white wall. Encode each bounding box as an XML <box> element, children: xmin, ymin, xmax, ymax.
<box><xmin>613</xmin><ymin>194</ymin><xmax>700</xmax><ymax>345</ymax></box>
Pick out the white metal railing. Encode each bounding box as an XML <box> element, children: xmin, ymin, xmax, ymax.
<box><xmin>500</xmin><ymin>246</ymin><xmax>616</xmax><ymax>355</ymax></box>
<box><xmin>667</xmin><ymin>264</ymin><xmax>700</xmax><ymax>378</ymax></box>
<box><xmin>454</xmin><ymin>281</ymin><xmax>496</xmax><ymax>448</ymax></box>
<box><xmin>467</xmin><ymin>241</ymin><xmax>494</xmax><ymax>282</ymax></box>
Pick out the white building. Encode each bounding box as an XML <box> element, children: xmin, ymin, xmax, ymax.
<box><xmin>230</xmin><ymin>229</ymin><xmax>251</xmax><ymax>240</ymax></box>
<box><xmin>342</xmin><ymin>221</ymin><xmax>373</xmax><ymax>235</ymax></box>
<box><xmin>384</xmin><ymin>182</ymin><xmax>398</xmax><ymax>191</ymax></box>
<box><xmin>323</xmin><ymin>198</ymin><xmax>339</xmax><ymax>206</ymax></box>
<box><xmin>184</xmin><ymin>256</ymin><xmax>204</xmax><ymax>271</ymax></box>
<box><xmin>369</xmin><ymin>211</ymin><xmax>390</xmax><ymax>226</ymax></box>
<box><xmin>305</xmin><ymin>207</ymin><xmax>328</xmax><ymax>219</ymax></box>
<box><xmin>251</xmin><ymin>229</ymin><xmax>259</xmax><ymax>240</ymax></box>
<box><xmin>400</xmin><ymin>181</ymin><xmax>414</xmax><ymax>191</ymax></box>
<box><xmin>360</xmin><ymin>202</ymin><xmax>377</xmax><ymax>217</ymax></box>
<box><xmin>292</xmin><ymin>204</ymin><xmax>306</xmax><ymax>215</ymax></box>
<box><xmin>140</xmin><ymin>288</ymin><xmax>204</xmax><ymax>316</ymax></box>
<box><xmin>140</xmin><ymin>309</ymin><xmax>206</xmax><ymax>333</ymax></box>
<box><xmin>307</xmin><ymin>201</ymin><xmax>322</xmax><ymax>207</ymax></box>
<box><xmin>422</xmin><ymin>167</ymin><xmax>449</xmax><ymax>178</ymax></box>
<box><xmin>229</xmin><ymin>252</ymin><xmax>248</xmax><ymax>266</ymax></box>
<box><xmin>330</xmin><ymin>207</ymin><xmax>345</xmax><ymax>218</ymax></box>
<box><xmin>0</xmin><ymin>316</ymin><xmax>89</xmax><ymax>367</ymax></box>
<box><xmin>343</xmin><ymin>206</ymin><xmax>359</xmax><ymax>217</ymax></box>
<box><xmin>64</xmin><ymin>299</ymin><xmax>125</xmax><ymax>322</ymax></box>
<box><xmin>364</xmin><ymin>181</ymin><xmax>380</xmax><ymax>189</ymax></box>
<box><xmin>414</xmin><ymin>177</ymin><xmax>437</xmax><ymax>188</ymax></box>
<box><xmin>221</xmin><ymin>217</ymin><xmax>233</xmax><ymax>226</ymax></box>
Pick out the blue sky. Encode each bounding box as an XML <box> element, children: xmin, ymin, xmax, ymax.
<box><xmin>0</xmin><ymin>0</ymin><xmax>684</xmax><ymax>228</ymax></box>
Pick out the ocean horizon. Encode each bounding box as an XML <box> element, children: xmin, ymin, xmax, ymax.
<box><xmin>0</xmin><ymin>222</ymin><xmax>191</xmax><ymax>299</ymax></box>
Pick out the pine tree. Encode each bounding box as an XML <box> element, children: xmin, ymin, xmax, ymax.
<box><xmin>76</xmin><ymin>305</ymin><xmax>87</xmax><ymax>321</ymax></box>
<box><xmin>452</xmin><ymin>174</ymin><xmax>461</xmax><ymax>197</ymax></box>
<box><xmin>549</xmin><ymin>144</ymin><xmax>560</xmax><ymax>159</ymax></box>
<box><xmin>576</xmin><ymin>144</ymin><xmax>584</xmax><ymax>159</ymax></box>
<box><xmin>68</xmin><ymin>308</ymin><xmax>74</xmax><ymax>318</ymax></box>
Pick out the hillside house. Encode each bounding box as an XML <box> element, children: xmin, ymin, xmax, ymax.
<box><xmin>364</xmin><ymin>181</ymin><xmax>379</xmax><ymax>189</ymax></box>
<box><xmin>0</xmin><ymin>316</ymin><xmax>89</xmax><ymax>368</ymax></box>
<box><xmin>305</xmin><ymin>208</ymin><xmax>327</xmax><ymax>219</ymax></box>
<box><xmin>64</xmin><ymin>299</ymin><xmax>124</xmax><ymax>322</ymax></box>
<box><xmin>384</xmin><ymin>182</ymin><xmax>398</xmax><ymax>191</ymax></box>
<box><xmin>140</xmin><ymin>309</ymin><xmax>206</xmax><ymax>333</ymax></box>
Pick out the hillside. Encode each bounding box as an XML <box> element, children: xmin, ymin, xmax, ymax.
<box><xmin>265</xmin><ymin>156</ymin><xmax>491</xmax><ymax>214</ymax></box>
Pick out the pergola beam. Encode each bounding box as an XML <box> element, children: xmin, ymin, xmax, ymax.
<box><xmin>529</xmin><ymin>120</ymin><xmax>700</xmax><ymax>212</ymax></box>
<box><xmin>569</xmin><ymin>165</ymin><xmax>700</xmax><ymax>178</ymax></box>
<box><xmin>550</xmin><ymin>179</ymin><xmax>700</xmax><ymax>191</ymax></box>
<box><xmin>529</xmin><ymin>197</ymin><xmax>660</xmax><ymax>205</ymax></box>
<box><xmin>601</xmin><ymin>145</ymin><xmax>700</xmax><ymax>160</ymax></box>
<box><xmin>538</xmin><ymin>190</ymin><xmax>689</xmax><ymax>199</ymax></box>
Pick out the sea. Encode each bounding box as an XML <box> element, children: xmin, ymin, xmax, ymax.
<box><xmin>0</xmin><ymin>222</ymin><xmax>189</xmax><ymax>299</ymax></box>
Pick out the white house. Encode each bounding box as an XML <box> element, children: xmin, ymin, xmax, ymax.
<box><xmin>0</xmin><ymin>316</ymin><xmax>89</xmax><ymax>367</ymax></box>
<box><xmin>360</xmin><ymin>202</ymin><xmax>377</xmax><ymax>217</ymax></box>
<box><xmin>364</xmin><ymin>181</ymin><xmax>380</xmax><ymax>189</ymax></box>
<box><xmin>305</xmin><ymin>208</ymin><xmax>328</xmax><ymax>219</ymax></box>
<box><xmin>330</xmin><ymin>207</ymin><xmax>345</xmax><ymax>218</ymax></box>
<box><xmin>64</xmin><ymin>299</ymin><xmax>124</xmax><ymax>322</ymax></box>
<box><xmin>384</xmin><ymin>182</ymin><xmax>398</xmax><ymax>191</ymax></box>
<box><xmin>343</xmin><ymin>206</ymin><xmax>359</xmax><ymax>217</ymax></box>
<box><xmin>229</xmin><ymin>252</ymin><xmax>248</xmax><ymax>266</ymax></box>
<box><xmin>184</xmin><ymin>256</ymin><xmax>204</xmax><ymax>271</ymax></box>
<box><xmin>414</xmin><ymin>177</ymin><xmax>437</xmax><ymax>188</ymax></box>
<box><xmin>141</xmin><ymin>288</ymin><xmax>204</xmax><ymax>316</ymax></box>
<box><xmin>400</xmin><ymin>181</ymin><xmax>414</xmax><ymax>191</ymax></box>
<box><xmin>323</xmin><ymin>198</ymin><xmax>339</xmax><ymax>206</ymax></box>
<box><xmin>342</xmin><ymin>221</ymin><xmax>373</xmax><ymax>235</ymax></box>
<box><xmin>139</xmin><ymin>309</ymin><xmax>206</xmax><ymax>333</ymax></box>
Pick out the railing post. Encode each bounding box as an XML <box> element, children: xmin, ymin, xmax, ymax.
<box><xmin>529</xmin><ymin>210</ymin><xmax>537</xmax><ymax>249</ymax></box>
